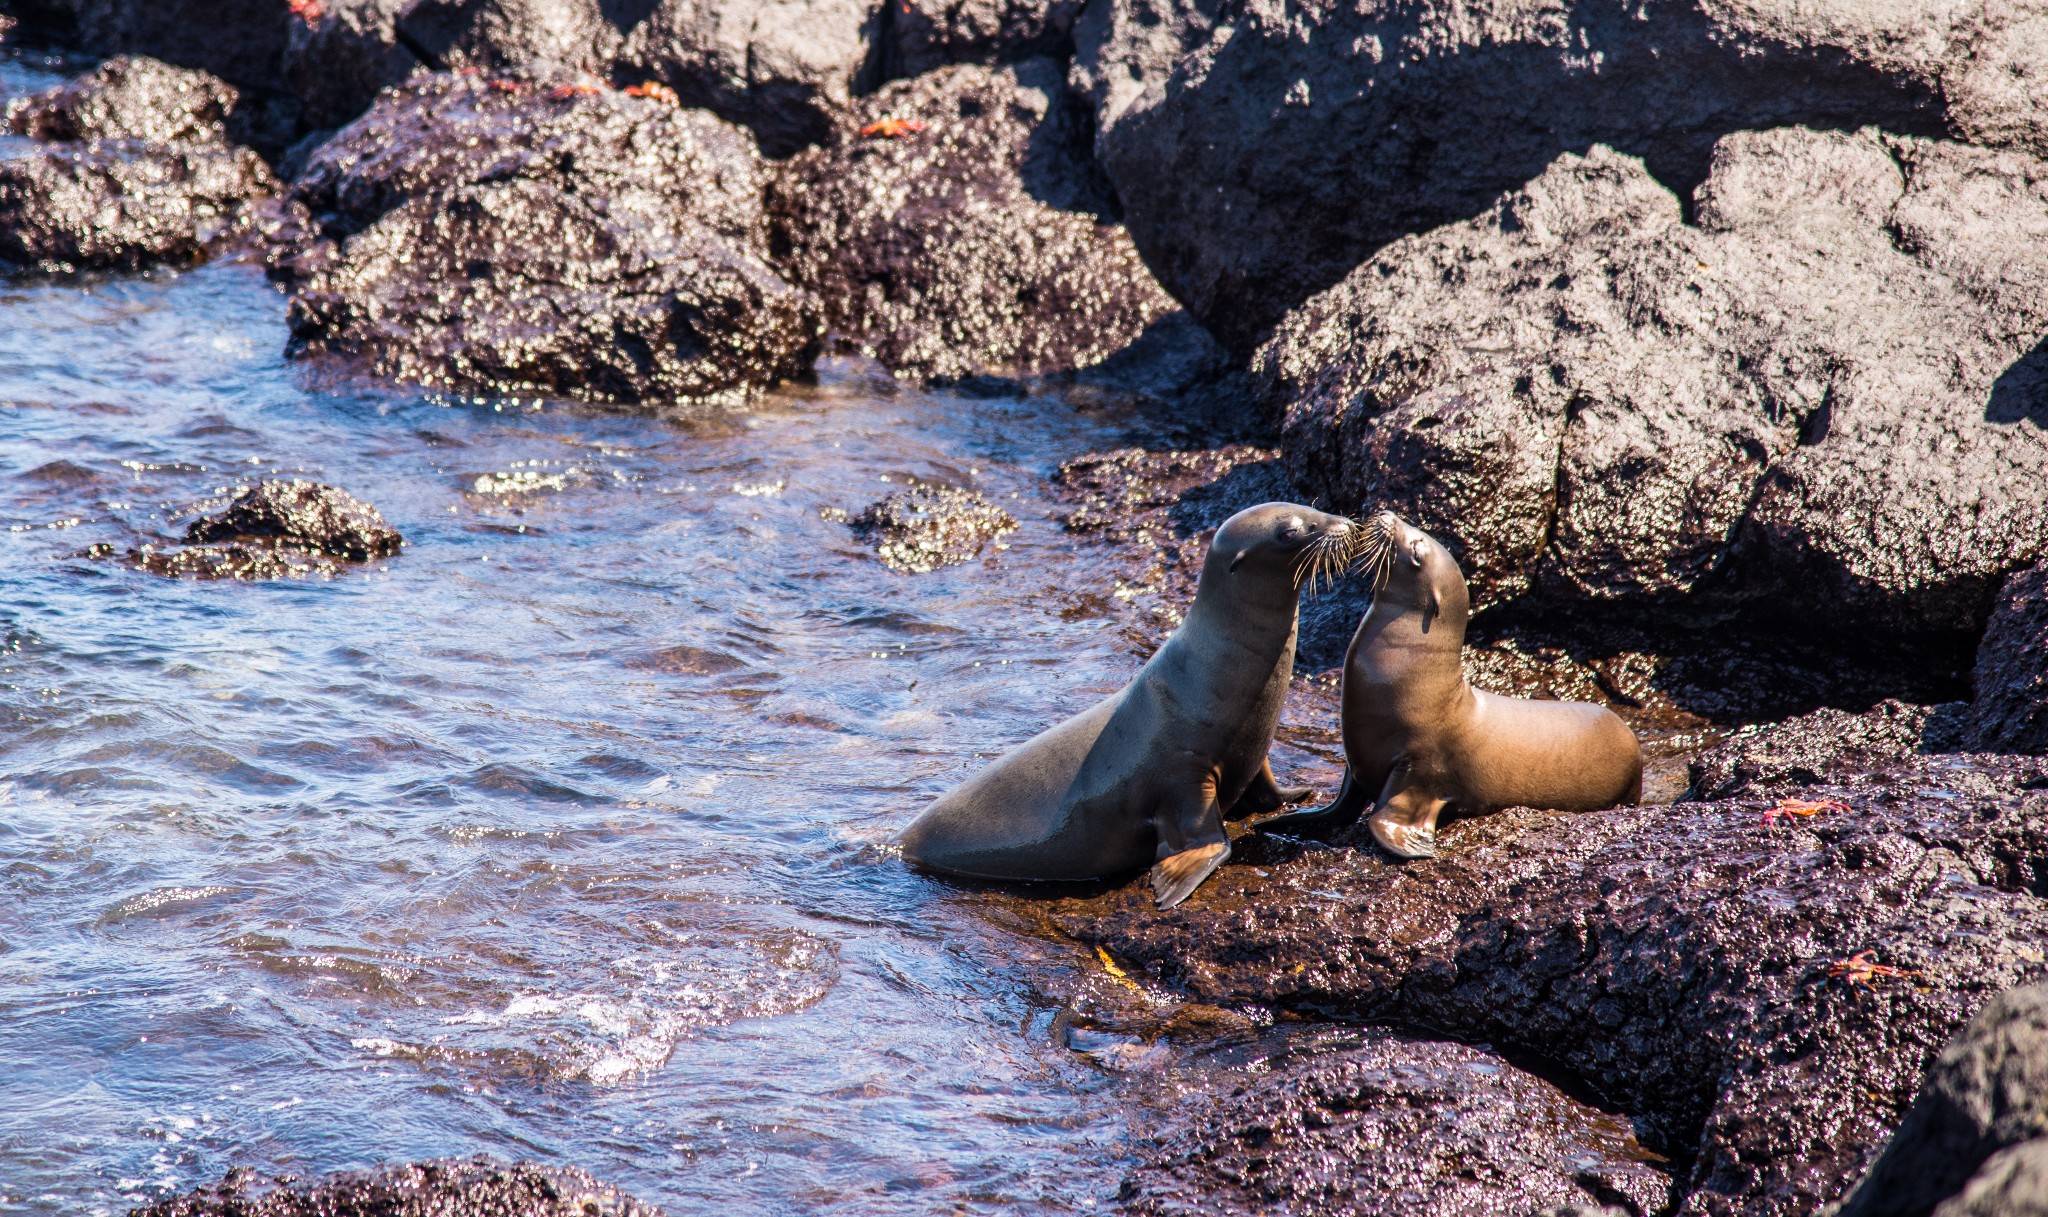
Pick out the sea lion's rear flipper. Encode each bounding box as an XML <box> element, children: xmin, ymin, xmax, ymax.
<box><xmin>1150</xmin><ymin>841</ymin><xmax>1230</xmax><ymax>909</ymax></box>
<box><xmin>1366</xmin><ymin>767</ymin><xmax>1447</xmax><ymax>860</ymax></box>
<box><xmin>1224</xmin><ymin>760</ymin><xmax>1315</xmax><ymax>820</ymax></box>
<box><xmin>1253</xmin><ymin>767</ymin><xmax>1369</xmax><ymax>838</ymax></box>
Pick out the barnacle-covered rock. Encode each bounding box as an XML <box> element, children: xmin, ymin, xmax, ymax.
<box><xmin>1054</xmin><ymin>722</ymin><xmax>2048</xmax><ymax>1214</ymax></box>
<box><xmin>132</xmin><ymin>1156</ymin><xmax>661</xmax><ymax>1217</ymax></box>
<box><xmin>842</xmin><ymin>483</ymin><xmax>1017</xmax><ymax>573</ymax></box>
<box><xmin>766</xmin><ymin>59</ymin><xmax>1179</xmax><ymax>383</ymax></box>
<box><xmin>281</xmin><ymin>69</ymin><xmax>819</xmax><ymax>404</ymax></box>
<box><xmin>129</xmin><ymin>479</ymin><xmax>403</xmax><ymax>579</ymax></box>
<box><xmin>1962</xmin><ymin>563</ymin><xmax>2048</xmax><ymax>755</ymax></box>
<box><xmin>0</xmin><ymin>56</ymin><xmax>275</xmax><ymax>276</ymax></box>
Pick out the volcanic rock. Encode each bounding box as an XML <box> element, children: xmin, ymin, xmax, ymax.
<box><xmin>131</xmin><ymin>1156</ymin><xmax>661</xmax><ymax>1217</ymax></box>
<box><xmin>1047</xmin><ymin>733</ymin><xmax>2048</xmax><ymax>1214</ymax></box>
<box><xmin>1839</xmin><ymin>983</ymin><xmax>2048</xmax><ymax>1217</ymax></box>
<box><xmin>841</xmin><ymin>482</ymin><xmax>1017</xmax><ymax>573</ymax></box>
<box><xmin>282</xmin><ymin>69</ymin><xmax>819</xmax><ymax>403</ymax></box>
<box><xmin>393</xmin><ymin>0</ymin><xmax>622</xmax><ymax>78</ymax></box>
<box><xmin>878</xmin><ymin>0</ymin><xmax>1083</xmax><ymax>82</ymax></box>
<box><xmin>614</xmin><ymin>0</ymin><xmax>873</xmax><ymax>157</ymax></box>
<box><xmin>1929</xmin><ymin>1141</ymin><xmax>2048</xmax><ymax>1217</ymax></box>
<box><xmin>1083</xmin><ymin>0</ymin><xmax>2048</xmax><ymax>352</ymax></box>
<box><xmin>1122</xmin><ymin>1028</ymin><xmax>1670</xmax><ymax>1216</ymax></box>
<box><xmin>766</xmin><ymin>59</ymin><xmax>1178</xmax><ymax>383</ymax></box>
<box><xmin>183</xmin><ymin>478</ymin><xmax>403</xmax><ymax>560</ymax></box>
<box><xmin>4</xmin><ymin>54</ymin><xmax>234</xmax><ymax>142</ymax></box>
<box><xmin>0</xmin><ymin>57</ymin><xmax>275</xmax><ymax>276</ymax></box>
<box><xmin>283</xmin><ymin>0</ymin><xmax>421</xmax><ymax>131</ymax></box>
<box><xmin>1259</xmin><ymin>130</ymin><xmax>2048</xmax><ymax>636</ymax></box>
<box><xmin>1962</xmin><ymin>563</ymin><xmax>2048</xmax><ymax>756</ymax></box>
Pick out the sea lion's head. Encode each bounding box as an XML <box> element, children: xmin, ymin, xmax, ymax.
<box><xmin>1354</xmin><ymin>510</ymin><xmax>1470</xmax><ymax>633</ymax></box>
<box><xmin>1209</xmin><ymin>502</ymin><xmax>1358</xmax><ymax>596</ymax></box>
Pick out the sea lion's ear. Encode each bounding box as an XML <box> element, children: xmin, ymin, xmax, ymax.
<box><xmin>1230</xmin><ymin>548</ymin><xmax>1250</xmax><ymax>572</ymax></box>
<box><xmin>1421</xmin><ymin>587</ymin><xmax>1439</xmax><ymax>633</ymax></box>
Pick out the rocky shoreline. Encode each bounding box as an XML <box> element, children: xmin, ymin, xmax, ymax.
<box><xmin>4</xmin><ymin>0</ymin><xmax>2048</xmax><ymax>1212</ymax></box>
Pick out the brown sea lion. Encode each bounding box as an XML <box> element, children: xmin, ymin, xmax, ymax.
<box><xmin>897</xmin><ymin>502</ymin><xmax>1357</xmax><ymax>907</ymax></box>
<box><xmin>1257</xmin><ymin>510</ymin><xmax>1641</xmax><ymax>857</ymax></box>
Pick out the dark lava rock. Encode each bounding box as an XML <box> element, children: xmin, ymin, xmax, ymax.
<box><xmin>282</xmin><ymin>69</ymin><xmax>818</xmax><ymax>403</ymax></box>
<box><xmin>1929</xmin><ymin>1140</ymin><xmax>2048</xmax><ymax>1217</ymax></box>
<box><xmin>183</xmin><ymin>478</ymin><xmax>403</xmax><ymax>560</ymax></box>
<box><xmin>614</xmin><ymin>0</ymin><xmax>874</xmax><ymax>157</ymax></box>
<box><xmin>1260</xmin><ymin>130</ymin><xmax>2048</xmax><ymax>636</ymax></box>
<box><xmin>1043</xmin><ymin>743</ymin><xmax>2048</xmax><ymax>1214</ymax></box>
<box><xmin>4</xmin><ymin>54</ymin><xmax>234</xmax><ymax>142</ymax></box>
<box><xmin>1963</xmin><ymin>563</ymin><xmax>2048</xmax><ymax>756</ymax></box>
<box><xmin>131</xmin><ymin>1156</ymin><xmax>660</xmax><ymax>1216</ymax></box>
<box><xmin>839</xmin><ymin>482</ymin><xmax>1017</xmax><ymax>573</ymax></box>
<box><xmin>1684</xmin><ymin>700</ymin><xmax>1974</xmax><ymax>802</ymax></box>
<box><xmin>877</xmin><ymin>0</ymin><xmax>1083</xmax><ymax>82</ymax></box>
<box><xmin>0</xmin><ymin>58</ymin><xmax>276</xmax><ymax>276</ymax></box>
<box><xmin>20</xmin><ymin>0</ymin><xmax>297</xmax><ymax>106</ymax></box>
<box><xmin>766</xmin><ymin>59</ymin><xmax>1178</xmax><ymax>383</ymax></box>
<box><xmin>1123</xmin><ymin>1028</ymin><xmax>1670</xmax><ymax>1216</ymax></box>
<box><xmin>283</xmin><ymin>0</ymin><xmax>421</xmax><ymax>131</ymax></box>
<box><xmin>1839</xmin><ymin>984</ymin><xmax>2048</xmax><ymax>1217</ymax></box>
<box><xmin>394</xmin><ymin>0</ymin><xmax>622</xmax><ymax>78</ymax></box>
<box><xmin>129</xmin><ymin>541</ymin><xmax>354</xmax><ymax>580</ymax></box>
<box><xmin>1082</xmin><ymin>0</ymin><xmax>2048</xmax><ymax>352</ymax></box>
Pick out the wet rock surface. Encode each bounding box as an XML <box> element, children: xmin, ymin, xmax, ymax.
<box><xmin>1260</xmin><ymin>131</ymin><xmax>2048</xmax><ymax>637</ymax></box>
<box><xmin>839</xmin><ymin>481</ymin><xmax>1017</xmax><ymax>573</ymax></box>
<box><xmin>1962</xmin><ymin>563</ymin><xmax>2048</xmax><ymax>756</ymax></box>
<box><xmin>1840</xmin><ymin>983</ymin><xmax>2048</xmax><ymax>1217</ymax></box>
<box><xmin>132</xmin><ymin>1156</ymin><xmax>662</xmax><ymax>1217</ymax></box>
<box><xmin>1040</xmin><ymin>710</ymin><xmax>2048</xmax><ymax>1215</ymax></box>
<box><xmin>766</xmin><ymin>59</ymin><xmax>1178</xmax><ymax>383</ymax></box>
<box><xmin>5</xmin><ymin>53</ymin><xmax>234</xmax><ymax>142</ymax></box>
<box><xmin>1088</xmin><ymin>0</ymin><xmax>2048</xmax><ymax>352</ymax></box>
<box><xmin>1122</xmin><ymin>1027</ymin><xmax>1671</xmax><ymax>1217</ymax></box>
<box><xmin>877</xmin><ymin>0</ymin><xmax>1082</xmax><ymax>82</ymax></box>
<box><xmin>614</xmin><ymin>0</ymin><xmax>875</xmax><ymax>157</ymax></box>
<box><xmin>128</xmin><ymin>479</ymin><xmax>403</xmax><ymax>579</ymax></box>
<box><xmin>0</xmin><ymin>56</ymin><xmax>275</xmax><ymax>275</ymax></box>
<box><xmin>280</xmin><ymin>69</ymin><xmax>819</xmax><ymax>403</ymax></box>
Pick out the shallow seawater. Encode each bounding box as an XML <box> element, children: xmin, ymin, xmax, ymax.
<box><xmin>0</xmin><ymin>262</ymin><xmax>1219</xmax><ymax>1214</ymax></box>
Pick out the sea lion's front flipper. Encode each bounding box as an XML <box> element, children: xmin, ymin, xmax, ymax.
<box><xmin>1150</xmin><ymin>841</ymin><xmax>1230</xmax><ymax>909</ymax></box>
<box><xmin>1224</xmin><ymin>760</ymin><xmax>1315</xmax><ymax>820</ymax></box>
<box><xmin>1366</xmin><ymin>767</ymin><xmax>1447</xmax><ymax>860</ymax></box>
<box><xmin>1253</xmin><ymin>767</ymin><xmax>1369</xmax><ymax>838</ymax></box>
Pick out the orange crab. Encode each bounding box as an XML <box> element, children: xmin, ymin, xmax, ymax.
<box><xmin>548</xmin><ymin>81</ymin><xmax>604</xmax><ymax>101</ymax></box>
<box><xmin>488</xmin><ymin>78</ymin><xmax>526</xmax><ymax>94</ymax></box>
<box><xmin>623</xmin><ymin>81</ymin><xmax>680</xmax><ymax>106</ymax></box>
<box><xmin>859</xmin><ymin>117</ymin><xmax>927</xmax><ymax>139</ymax></box>
<box><xmin>1762</xmin><ymin>797</ymin><xmax>1849</xmax><ymax>831</ymax></box>
<box><xmin>1827</xmin><ymin>950</ymin><xmax>1920</xmax><ymax>990</ymax></box>
<box><xmin>288</xmin><ymin>0</ymin><xmax>324</xmax><ymax>21</ymax></box>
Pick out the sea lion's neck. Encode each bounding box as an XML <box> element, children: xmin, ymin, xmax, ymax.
<box><xmin>1350</xmin><ymin>574</ymin><xmax>1469</xmax><ymax>705</ymax></box>
<box><xmin>1181</xmin><ymin>567</ymin><xmax>1301</xmax><ymax>666</ymax></box>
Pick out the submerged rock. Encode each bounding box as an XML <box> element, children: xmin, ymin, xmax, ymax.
<box><xmin>1839</xmin><ymin>984</ymin><xmax>2048</xmax><ymax>1217</ymax></box>
<box><xmin>841</xmin><ymin>482</ymin><xmax>1017</xmax><ymax>573</ymax></box>
<box><xmin>0</xmin><ymin>57</ymin><xmax>275</xmax><ymax>276</ymax></box>
<box><xmin>130</xmin><ymin>479</ymin><xmax>403</xmax><ymax>579</ymax></box>
<box><xmin>1083</xmin><ymin>0</ymin><xmax>2048</xmax><ymax>351</ymax></box>
<box><xmin>282</xmin><ymin>69</ymin><xmax>819</xmax><ymax>404</ymax></box>
<box><xmin>184</xmin><ymin>478</ymin><xmax>402</xmax><ymax>560</ymax></box>
<box><xmin>1261</xmin><ymin>130</ymin><xmax>2048</xmax><ymax>636</ymax></box>
<box><xmin>1048</xmin><ymin>725</ymin><xmax>2048</xmax><ymax>1214</ymax></box>
<box><xmin>131</xmin><ymin>1156</ymin><xmax>660</xmax><ymax>1216</ymax></box>
<box><xmin>1963</xmin><ymin>563</ymin><xmax>2048</xmax><ymax>756</ymax></box>
<box><xmin>766</xmin><ymin>59</ymin><xmax>1178</xmax><ymax>383</ymax></box>
<box><xmin>1123</xmin><ymin>1028</ymin><xmax>1670</xmax><ymax>1216</ymax></box>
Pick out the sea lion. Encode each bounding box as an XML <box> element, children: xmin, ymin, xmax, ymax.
<box><xmin>897</xmin><ymin>502</ymin><xmax>1357</xmax><ymax>907</ymax></box>
<box><xmin>1257</xmin><ymin>510</ymin><xmax>1641</xmax><ymax>857</ymax></box>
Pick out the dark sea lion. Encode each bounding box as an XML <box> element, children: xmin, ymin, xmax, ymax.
<box><xmin>897</xmin><ymin>502</ymin><xmax>1357</xmax><ymax>907</ymax></box>
<box><xmin>1258</xmin><ymin>510</ymin><xmax>1641</xmax><ymax>858</ymax></box>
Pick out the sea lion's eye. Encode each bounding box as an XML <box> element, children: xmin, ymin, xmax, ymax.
<box><xmin>1278</xmin><ymin>522</ymin><xmax>1303</xmax><ymax>541</ymax></box>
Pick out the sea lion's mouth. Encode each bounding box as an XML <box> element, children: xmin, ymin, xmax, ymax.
<box><xmin>1292</xmin><ymin>516</ymin><xmax>1360</xmax><ymax>596</ymax></box>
